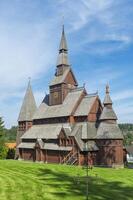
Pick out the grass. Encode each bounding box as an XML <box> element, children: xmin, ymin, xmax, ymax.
<box><xmin>0</xmin><ymin>160</ymin><xmax>133</xmax><ymax>200</ymax></box>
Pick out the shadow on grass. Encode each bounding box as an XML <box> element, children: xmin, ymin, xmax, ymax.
<box><xmin>37</xmin><ymin>168</ymin><xmax>133</xmax><ymax>200</ymax></box>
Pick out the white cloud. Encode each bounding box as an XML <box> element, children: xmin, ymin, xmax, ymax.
<box><xmin>113</xmin><ymin>90</ymin><xmax>133</xmax><ymax>101</ymax></box>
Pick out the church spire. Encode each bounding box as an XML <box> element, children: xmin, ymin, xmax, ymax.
<box><xmin>100</xmin><ymin>85</ymin><xmax>117</xmax><ymax>121</ymax></box>
<box><xmin>56</xmin><ymin>25</ymin><xmax>69</xmax><ymax>67</ymax></box>
<box><xmin>18</xmin><ymin>79</ymin><xmax>37</xmax><ymax>122</ymax></box>
<box><xmin>59</xmin><ymin>25</ymin><xmax>68</xmax><ymax>52</ymax></box>
<box><xmin>103</xmin><ymin>84</ymin><xmax>113</xmax><ymax>105</ymax></box>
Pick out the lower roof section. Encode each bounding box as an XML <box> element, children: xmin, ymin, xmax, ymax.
<box><xmin>18</xmin><ymin>142</ymin><xmax>72</xmax><ymax>151</ymax></box>
<box><xmin>18</xmin><ymin>142</ymin><xmax>35</xmax><ymax>149</ymax></box>
<box><xmin>96</xmin><ymin>122</ymin><xmax>123</xmax><ymax>139</ymax></box>
<box><xmin>21</xmin><ymin>124</ymin><xmax>71</xmax><ymax>139</ymax></box>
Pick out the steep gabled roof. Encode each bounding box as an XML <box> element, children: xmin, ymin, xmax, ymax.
<box><xmin>74</xmin><ymin>94</ymin><xmax>97</xmax><ymax>116</ymax></box>
<box><xmin>21</xmin><ymin>124</ymin><xmax>63</xmax><ymax>139</ymax></box>
<box><xmin>50</xmin><ymin>67</ymin><xmax>70</xmax><ymax>86</ymax></box>
<box><xmin>103</xmin><ymin>93</ymin><xmax>113</xmax><ymax>105</ymax></box>
<box><xmin>100</xmin><ymin>107</ymin><xmax>117</xmax><ymax>121</ymax></box>
<box><xmin>18</xmin><ymin>81</ymin><xmax>37</xmax><ymax>122</ymax></box>
<box><xmin>50</xmin><ymin>67</ymin><xmax>78</xmax><ymax>86</ymax></box>
<box><xmin>33</xmin><ymin>87</ymin><xmax>84</xmax><ymax>119</ymax></box>
<box><xmin>81</xmin><ymin>122</ymin><xmax>97</xmax><ymax>139</ymax></box>
<box><xmin>71</xmin><ymin>122</ymin><xmax>98</xmax><ymax>151</ymax></box>
<box><xmin>71</xmin><ymin>122</ymin><xmax>97</xmax><ymax>139</ymax></box>
<box><xmin>96</xmin><ymin>122</ymin><xmax>123</xmax><ymax>139</ymax></box>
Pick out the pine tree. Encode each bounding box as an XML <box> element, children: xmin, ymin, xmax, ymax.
<box><xmin>0</xmin><ymin>117</ymin><xmax>8</xmax><ymax>159</ymax></box>
<box><xmin>0</xmin><ymin>117</ymin><xmax>4</xmax><ymax>138</ymax></box>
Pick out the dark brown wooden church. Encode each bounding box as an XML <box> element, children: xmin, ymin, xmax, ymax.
<box><xmin>16</xmin><ymin>26</ymin><xmax>124</xmax><ymax>167</ymax></box>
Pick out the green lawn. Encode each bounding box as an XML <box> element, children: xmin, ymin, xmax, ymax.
<box><xmin>0</xmin><ymin>160</ymin><xmax>133</xmax><ymax>200</ymax></box>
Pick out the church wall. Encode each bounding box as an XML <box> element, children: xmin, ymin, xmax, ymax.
<box><xmin>16</xmin><ymin>121</ymin><xmax>33</xmax><ymax>158</ymax></box>
<box><xmin>22</xmin><ymin>149</ymin><xmax>35</xmax><ymax>161</ymax></box>
<box><xmin>18</xmin><ymin>121</ymin><xmax>32</xmax><ymax>132</ymax></box>
<box><xmin>33</xmin><ymin>117</ymin><xmax>69</xmax><ymax>125</ymax></box>
<box><xmin>49</xmin><ymin>84</ymin><xmax>62</xmax><ymax>105</ymax></box>
<box><xmin>88</xmin><ymin>98</ymin><xmax>102</xmax><ymax>122</ymax></box>
<box><xmin>96</xmin><ymin>139</ymin><xmax>123</xmax><ymax>167</ymax></box>
<box><xmin>46</xmin><ymin>150</ymin><xmax>60</xmax><ymax>163</ymax></box>
<box><xmin>64</xmin><ymin>71</ymin><xmax>77</xmax><ymax>86</ymax></box>
<box><xmin>49</xmin><ymin>70</ymin><xmax>77</xmax><ymax>106</ymax></box>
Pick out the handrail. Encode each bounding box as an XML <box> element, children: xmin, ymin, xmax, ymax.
<box><xmin>62</xmin><ymin>151</ymin><xmax>78</xmax><ymax>165</ymax></box>
<box><xmin>61</xmin><ymin>150</ymin><xmax>73</xmax><ymax>164</ymax></box>
<box><xmin>66</xmin><ymin>152</ymin><xmax>78</xmax><ymax>164</ymax></box>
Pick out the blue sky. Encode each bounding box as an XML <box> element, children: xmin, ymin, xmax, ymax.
<box><xmin>0</xmin><ymin>0</ymin><xmax>133</xmax><ymax>128</ymax></box>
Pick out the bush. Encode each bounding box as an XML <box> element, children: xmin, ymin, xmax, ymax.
<box><xmin>6</xmin><ymin>148</ymin><xmax>15</xmax><ymax>159</ymax></box>
<box><xmin>0</xmin><ymin>145</ymin><xmax>8</xmax><ymax>159</ymax></box>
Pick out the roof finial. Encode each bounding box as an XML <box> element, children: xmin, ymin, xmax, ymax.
<box><xmin>106</xmin><ymin>84</ymin><xmax>109</xmax><ymax>94</ymax></box>
<box><xmin>62</xmin><ymin>15</ymin><xmax>64</xmax><ymax>31</ymax></box>
<box><xmin>28</xmin><ymin>77</ymin><xmax>31</xmax><ymax>83</ymax></box>
<box><xmin>83</xmin><ymin>83</ymin><xmax>86</xmax><ymax>88</ymax></box>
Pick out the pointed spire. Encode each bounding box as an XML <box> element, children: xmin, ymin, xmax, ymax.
<box><xmin>18</xmin><ymin>79</ymin><xmax>37</xmax><ymax>121</ymax></box>
<box><xmin>103</xmin><ymin>84</ymin><xmax>113</xmax><ymax>105</ymax></box>
<box><xmin>97</xmin><ymin>85</ymin><xmax>123</xmax><ymax>140</ymax></box>
<box><xmin>59</xmin><ymin>25</ymin><xmax>68</xmax><ymax>52</ymax></box>
<box><xmin>56</xmin><ymin>25</ymin><xmax>69</xmax><ymax>67</ymax></box>
<box><xmin>106</xmin><ymin>84</ymin><xmax>109</xmax><ymax>94</ymax></box>
<box><xmin>100</xmin><ymin>85</ymin><xmax>117</xmax><ymax>121</ymax></box>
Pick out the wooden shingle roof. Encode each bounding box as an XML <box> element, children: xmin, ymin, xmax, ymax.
<box><xmin>74</xmin><ymin>95</ymin><xmax>97</xmax><ymax>116</ymax></box>
<box><xmin>96</xmin><ymin>122</ymin><xmax>123</xmax><ymax>139</ymax></box>
<box><xmin>18</xmin><ymin>81</ymin><xmax>37</xmax><ymax>122</ymax></box>
<box><xmin>33</xmin><ymin>87</ymin><xmax>84</xmax><ymax>120</ymax></box>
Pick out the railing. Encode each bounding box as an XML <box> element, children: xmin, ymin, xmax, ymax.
<box><xmin>66</xmin><ymin>152</ymin><xmax>78</xmax><ymax>165</ymax></box>
<box><xmin>61</xmin><ymin>151</ymin><xmax>73</xmax><ymax>164</ymax></box>
<box><xmin>61</xmin><ymin>151</ymin><xmax>78</xmax><ymax>165</ymax></box>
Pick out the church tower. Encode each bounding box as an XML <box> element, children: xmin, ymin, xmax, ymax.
<box><xmin>49</xmin><ymin>26</ymin><xmax>78</xmax><ymax>105</ymax></box>
<box><xmin>96</xmin><ymin>85</ymin><xmax>124</xmax><ymax>167</ymax></box>
<box><xmin>16</xmin><ymin>80</ymin><xmax>37</xmax><ymax>156</ymax></box>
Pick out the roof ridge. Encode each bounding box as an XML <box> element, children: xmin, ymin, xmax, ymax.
<box><xmin>84</xmin><ymin>94</ymin><xmax>97</xmax><ymax>98</ymax></box>
<box><xmin>70</xmin><ymin>86</ymin><xmax>84</xmax><ymax>92</ymax></box>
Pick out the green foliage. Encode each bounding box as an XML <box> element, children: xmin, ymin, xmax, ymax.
<box><xmin>0</xmin><ymin>160</ymin><xmax>133</xmax><ymax>200</ymax></box>
<box><xmin>6</xmin><ymin>148</ymin><xmax>15</xmax><ymax>159</ymax></box>
<box><xmin>0</xmin><ymin>117</ymin><xmax>8</xmax><ymax>159</ymax></box>
<box><xmin>4</xmin><ymin>126</ymin><xmax>17</xmax><ymax>142</ymax></box>
<box><xmin>0</xmin><ymin>117</ymin><xmax>5</xmax><ymax>138</ymax></box>
<box><xmin>0</xmin><ymin>145</ymin><xmax>8</xmax><ymax>159</ymax></box>
<box><xmin>119</xmin><ymin>123</ymin><xmax>133</xmax><ymax>132</ymax></box>
<box><xmin>123</xmin><ymin>132</ymin><xmax>133</xmax><ymax>146</ymax></box>
<box><xmin>119</xmin><ymin>124</ymin><xmax>133</xmax><ymax>146</ymax></box>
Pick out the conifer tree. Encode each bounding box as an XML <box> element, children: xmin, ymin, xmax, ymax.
<box><xmin>0</xmin><ymin>117</ymin><xmax>8</xmax><ymax>159</ymax></box>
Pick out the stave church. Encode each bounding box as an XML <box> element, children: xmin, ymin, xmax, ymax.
<box><xmin>16</xmin><ymin>26</ymin><xmax>124</xmax><ymax>167</ymax></box>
